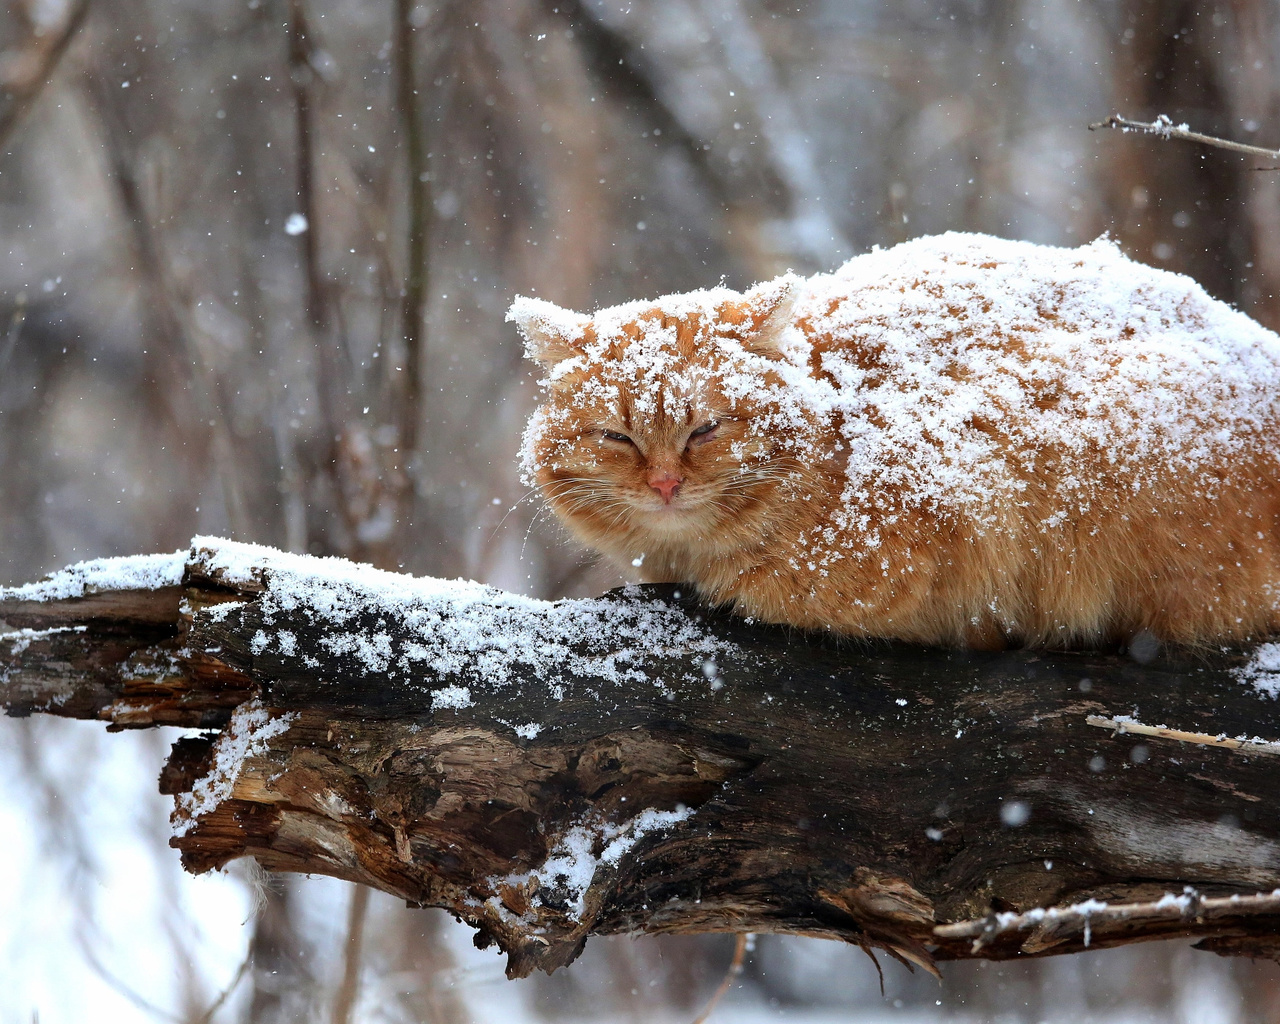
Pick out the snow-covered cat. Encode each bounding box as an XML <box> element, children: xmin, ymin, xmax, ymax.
<box><xmin>509</xmin><ymin>233</ymin><xmax>1280</xmax><ymax>648</ymax></box>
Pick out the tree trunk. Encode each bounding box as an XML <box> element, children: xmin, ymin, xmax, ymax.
<box><xmin>3</xmin><ymin>539</ymin><xmax>1280</xmax><ymax>978</ymax></box>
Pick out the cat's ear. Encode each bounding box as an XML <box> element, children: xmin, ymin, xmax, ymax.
<box><xmin>737</xmin><ymin>273</ymin><xmax>801</xmax><ymax>357</ymax></box>
<box><xmin>507</xmin><ymin>296</ymin><xmax>592</xmax><ymax>367</ymax></box>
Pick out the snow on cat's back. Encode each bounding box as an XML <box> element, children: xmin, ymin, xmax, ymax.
<box><xmin>510</xmin><ymin>232</ymin><xmax>1280</xmax><ymax>649</ymax></box>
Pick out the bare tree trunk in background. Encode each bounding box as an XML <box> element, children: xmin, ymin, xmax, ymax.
<box><xmin>390</xmin><ymin>907</ymin><xmax>469</xmax><ymax>1024</ymax></box>
<box><xmin>963</xmin><ymin>0</ymin><xmax>1021</xmax><ymax>238</ymax></box>
<box><xmin>1103</xmin><ymin>0</ymin><xmax>1249</xmax><ymax>315</ymax></box>
<box><xmin>0</xmin><ymin>336</ymin><xmax>61</xmax><ymax>582</ymax></box>
<box><xmin>1222</xmin><ymin>0</ymin><xmax>1280</xmax><ymax>329</ymax></box>
<box><xmin>287</xmin><ymin>0</ymin><xmax>327</xmax><ymax>337</ymax></box>
<box><xmin>284</xmin><ymin>0</ymin><xmax>344</xmax><ymax>558</ymax></box>
<box><xmin>329</xmin><ymin>885</ymin><xmax>370</xmax><ymax>1024</ymax></box>
<box><xmin>530</xmin><ymin>934</ymin><xmax>725</xmax><ymax>1021</ymax></box>
<box><xmin>284</xmin><ymin>0</ymin><xmax>354</xmax><ymax>450</ymax></box>
<box><xmin>285</xmin><ymin>0</ymin><xmax>413</xmax><ymax>570</ymax></box>
<box><xmin>245</xmin><ymin>882</ymin><xmax>317</xmax><ymax>1024</ymax></box>
<box><xmin>394</xmin><ymin>0</ymin><xmax>429</xmax><ymax>480</ymax></box>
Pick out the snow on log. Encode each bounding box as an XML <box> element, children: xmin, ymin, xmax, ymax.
<box><xmin>3</xmin><ymin>538</ymin><xmax>1280</xmax><ymax>976</ymax></box>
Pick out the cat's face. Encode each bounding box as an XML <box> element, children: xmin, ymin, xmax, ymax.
<box><xmin>511</xmin><ymin>278</ymin><xmax>808</xmax><ymax>562</ymax></box>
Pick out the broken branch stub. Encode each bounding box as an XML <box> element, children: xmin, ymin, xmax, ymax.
<box><xmin>3</xmin><ymin>538</ymin><xmax>1280</xmax><ymax>977</ymax></box>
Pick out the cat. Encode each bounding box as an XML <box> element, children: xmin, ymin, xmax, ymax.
<box><xmin>508</xmin><ymin>233</ymin><xmax>1280</xmax><ymax>649</ymax></box>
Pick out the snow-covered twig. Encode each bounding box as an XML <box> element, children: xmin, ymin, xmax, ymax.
<box><xmin>935</xmin><ymin>889</ymin><xmax>1280</xmax><ymax>954</ymax></box>
<box><xmin>1089</xmin><ymin>114</ymin><xmax>1280</xmax><ymax>163</ymax></box>
<box><xmin>1085</xmin><ymin>715</ymin><xmax>1280</xmax><ymax>757</ymax></box>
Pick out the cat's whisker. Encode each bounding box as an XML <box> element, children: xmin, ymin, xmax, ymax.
<box><xmin>519</xmin><ymin>500</ymin><xmax>559</xmax><ymax>559</ymax></box>
<box><xmin>485</xmin><ymin>487</ymin><xmax>545</xmax><ymax>544</ymax></box>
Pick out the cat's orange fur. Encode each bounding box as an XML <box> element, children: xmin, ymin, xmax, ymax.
<box><xmin>510</xmin><ymin>234</ymin><xmax>1280</xmax><ymax>648</ymax></box>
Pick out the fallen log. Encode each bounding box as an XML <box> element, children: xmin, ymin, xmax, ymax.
<box><xmin>3</xmin><ymin>538</ymin><xmax>1279</xmax><ymax>977</ymax></box>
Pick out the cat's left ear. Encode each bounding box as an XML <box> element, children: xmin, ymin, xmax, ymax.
<box><xmin>507</xmin><ymin>296</ymin><xmax>592</xmax><ymax>367</ymax></box>
<box><xmin>738</xmin><ymin>273</ymin><xmax>801</xmax><ymax>357</ymax></box>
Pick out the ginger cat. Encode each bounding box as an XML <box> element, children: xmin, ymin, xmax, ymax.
<box><xmin>509</xmin><ymin>233</ymin><xmax>1280</xmax><ymax>648</ymax></box>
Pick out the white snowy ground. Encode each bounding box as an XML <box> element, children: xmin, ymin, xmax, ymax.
<box><xmin>0</xmin><ymin>714</ymin><xmax>1257</xmax><ymax>1024</ymax></box>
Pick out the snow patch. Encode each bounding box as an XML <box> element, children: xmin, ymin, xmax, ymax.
<box><xmin>187</xmin><ymin>536</ymin><xmax>736</xmax><ymax>701</ymax></box>
<box><xmin>431</xmin><ymin>684</ymin><xmax>474</xmax><ymax>711</ymax></box>
<box><xmin>493</xmin><ymin>806</ymin><xmax>694</xmax><ymax>922</ymax></box>
<box><xmin>172</xmin><ymin>699</ymin><xmax>297</xmax><ymax>836</ymax></box>
<box><xmin>506</xmin><ymin>295</ymin><xmax>591</xmax><ymax>358</ymax></box>
<box><xmin>320</xmin><ymin>630</ymin><xmax>394</xmax><ymax>673</ymax></box>
<box><xmin>0</xmin><ymin>550</ymin><xmax>187</xmax><ymax>602</ymax></box>
<box><xmin>0</xmin><ymin>625</ymin><xmax>87</xmax><ymax>655</ymax></box>
<box><xmin>1235</xmin><ymin>643</ymin><xmax>1280</xmax><ymax>698</ymax></box>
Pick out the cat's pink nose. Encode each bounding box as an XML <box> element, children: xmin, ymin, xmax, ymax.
<box><xmin>648</xmin><ymin>471</ymin><xmax>683</xmax><ymax>503</ymax></box>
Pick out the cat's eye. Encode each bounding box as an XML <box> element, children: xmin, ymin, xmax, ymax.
<box><xmin>601</xmin><ymin>430</ymin><xmax>633</xmax><ymax>444</ymax></box>
<box><xmin>687</xmin><ymin>421</ymin><xmax>719</xmax><ymax>446</ymax></box>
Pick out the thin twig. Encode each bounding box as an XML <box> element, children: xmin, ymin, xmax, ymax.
<box><xmin>287</xmin><ymin>0</ymin><xmax>325</xmax><ymax>331</ymax></box>
<box><xmin>690</xmin><ymin>933</ymin><xmax>749</xmax><ymax>1024</ymax></box>
<box><xmin>1086</xmin><ymin>715</ymin><xmax>1280</xmax><ymax>756</ymax></box>
<box><xmin>1089</xmin><ymin>113</ymin><xmax>1280</xmax><ymax>162</ymax></box>
<box><xmin>192</xmin><ymin>951</ymin><xmax>252</xmax><ymax>1024</ymax></box>
<box><xmin>330</xmin><ymin>884</ymin><xmax>371</xmax><ymax>1024</ymax></box>
<box><xmin>934</xmin><ymin>889</ymin><xmax>1280</xmax><ymax>946</ymax></box>
<box><xmin>285</xmin><ymin>0</ymin><xmax>354</xmax><ymax>556</ymax></box>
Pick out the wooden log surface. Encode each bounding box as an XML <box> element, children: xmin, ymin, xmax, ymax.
<box><xmin>3</xmin><ymin>537</ymin><xmax>1280</xmax><ymax>978</ymax></box>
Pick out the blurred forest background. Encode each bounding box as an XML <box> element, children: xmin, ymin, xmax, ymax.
<box><xmin>2</xmin><ymin>0</ymin><xmax>1280</xmax><ymax>1020</ymax></box>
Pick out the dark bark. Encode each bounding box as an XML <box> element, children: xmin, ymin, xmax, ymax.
<box><xmin>3</xmin><ymin>542</ymin><xmax>1280</xmax><ymax>978</ymax></box>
